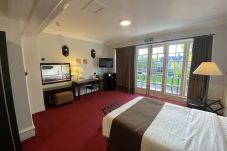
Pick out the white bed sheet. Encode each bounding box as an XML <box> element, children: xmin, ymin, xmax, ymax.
<box><xmin>102</xmin><ymin>96</ymin><xmax>227</xmax><ymax>151</ymax></box>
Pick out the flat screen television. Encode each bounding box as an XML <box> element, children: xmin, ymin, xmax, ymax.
<box><xmin>99</xmin><ymin>58</ymin><xmax>113</xmax><ymax>68</ymax></box>
<box><xmin>40</xmin><ymin>63</ymin><xmax>71</xmax><ymax>85</ymax></box>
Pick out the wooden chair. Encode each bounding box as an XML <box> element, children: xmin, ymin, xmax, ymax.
<box><xmin>85</xmin><ymin>84</ymin><xmax>98</xmax><ymax>94</ymax></box>
<box><xmin>101</xmin><ymin>101</ymin><xmax>120</xmax><ymax>115</ymax></box>
<box><xmin>86</xmin><ymin>78</ymin><xmax>100</xmax><ymax>94</ymax></box>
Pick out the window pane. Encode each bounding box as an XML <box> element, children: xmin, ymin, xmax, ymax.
<box><xmin>165</xmin><ymin>44</ymin><xmax>184</xmax><ymax>95</ymax></box>
<box><xmin>137</xmin><ymin>48</ymin><xmax>148</xmax><ymax>88</ymax></box>
<box><xmin>153</xmin><ymin>48</ymin><xmax>158</xmax><ymax>54</ymax></box>
<box><xmin>150</xmin><ymin>46</ymin><xmax>164</xmax><ymax>91</ymax></box>
<box><xmin>138</xmin><ymin>48</ymin><xmax>148</xmax><ymax>55</ymax></box>
<box><xmin>169</xmin><ymin>45</ymin><xmax>176</xmax><ymax>53</ymax></box>
<box><xmin>158</xmin><ymin>47</ymin><xmax>164</xmax><ymax>53</ymax></box>
<box><xmin>176</xmin><ymin>44</ymin><xmax>184</xmax><ymax>52</ymax></box>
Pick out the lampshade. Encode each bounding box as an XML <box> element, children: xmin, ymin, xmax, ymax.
<box><xmin>193</xmin><ymin>62</ymin><xmax>223</xmax><ymax>76</ymax></box>
<box><xmin>71</xmin><ymin>66</ymin><xmax>84</xmax><ymax>81</ymax></box>
<box><xmin>71</xmin><ymin>66</ymin><xmax>84</xmax><ymax>73</ymax></box>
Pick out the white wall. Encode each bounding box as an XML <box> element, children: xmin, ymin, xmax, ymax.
<box><xmin>0</xmin><ymin>15</ymin><xmax>34</xmax><ymax>140</ymax></box>
<box><xmin>22</xmin><ymin>32</ymin><xmax>109</xmax><ymax>114</ymax></box>
<box><xmin>108</xmin><ymin>25</ymin><xmax>227</xmax><ymax>105</ymax></box>
<box><xmin>22</xmin><ymin>36</ymin><xmax>45</xmax><ymax>114</ymax></box>
<box><xmin>37</xmin><ymin>33</ymin><xmax>109</xmax><ymax>89</ymax></box>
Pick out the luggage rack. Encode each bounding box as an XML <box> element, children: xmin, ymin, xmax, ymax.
<box><xmin>206</xmin><ymin>99</ymin><xmax>224</xmax><ymax>115</ymax></box>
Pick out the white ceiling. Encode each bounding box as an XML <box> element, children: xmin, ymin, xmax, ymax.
<box><xmin>44</xmin><ymin>0</ymin><xmax>227</xmax><ymax>44</ymax></box>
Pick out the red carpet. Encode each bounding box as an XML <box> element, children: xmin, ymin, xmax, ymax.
<box><xmin>22</xmin><ymin>91</ymin><xmax>186</xmax><ymax>151</ymax></box>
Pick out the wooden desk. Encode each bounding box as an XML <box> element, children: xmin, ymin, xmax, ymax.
<box><xmin>43</xmin><ymin>85</ymin><xmax>75</xmax><ymax>107</ymax></box>
<box><xmin>72</xmin><ymin>79</ymin><xmax>102</xmax><ymax>100</ymax></box>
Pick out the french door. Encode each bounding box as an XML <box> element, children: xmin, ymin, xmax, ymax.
<box><xmin>136</xmin><ymin>39</ymin><xmax>193</xmax><ymax>100</ymax></box>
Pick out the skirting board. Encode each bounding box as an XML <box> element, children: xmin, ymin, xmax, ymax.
<box><xmin>32</xmin><ymin>105</ymin><xmax>46</xmax><ymax>114</ymax></box>
<box><xmin>19</xmin><ymin>124</ymin><xmax>35</xmax><ymax>141</ymax></box>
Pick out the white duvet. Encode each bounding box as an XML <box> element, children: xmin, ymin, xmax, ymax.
<box><xmin>102</xmin><ymin>96</ymin><xmax>227</xmax><ymax>151</ymax></box>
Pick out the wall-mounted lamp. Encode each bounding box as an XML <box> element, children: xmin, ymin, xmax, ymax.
<box><xmin>62</xmin><ymin>45</ymin><xmax>69</xmax><ymax>57</ymax></box>
<box><xmin>91</xmin><ymin>49</ymin><xmax>96</xmax><ymax>58</ymax></box>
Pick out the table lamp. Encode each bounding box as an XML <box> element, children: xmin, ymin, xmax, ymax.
<box><xmin>71</xmin><ymin>66</ymin><xmax>84</xmax><ymax>81</ymax></box>
<box><xmin>193</xmin><ymin>62</ymin><xmax>223</xmax><ymax>103</ymax></box>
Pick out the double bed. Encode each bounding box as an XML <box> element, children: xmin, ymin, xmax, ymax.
<box><xmin>102</xmin><ymin>96</ymin><xmax>227</xmax><ymax>151</ymax></box>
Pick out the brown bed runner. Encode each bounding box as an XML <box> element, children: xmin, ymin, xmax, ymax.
<box><xmin>108</xmin><ymin>98</ymin><xmax>164</xmax><ymax>151</ymax></box>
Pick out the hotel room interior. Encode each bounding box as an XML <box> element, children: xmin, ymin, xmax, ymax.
<box><xmin>1</xmin><ymin>0</ymin><xmax>227</xmax><ymax>151</ymax></box>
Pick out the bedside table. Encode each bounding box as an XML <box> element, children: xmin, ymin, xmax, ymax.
<box><xmin>186</xmin><ymin>98</ymin><xmax>206</xmax><ymax>111</ymax></box>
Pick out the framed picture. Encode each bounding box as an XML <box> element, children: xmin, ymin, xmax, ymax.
<box><xmin>83</xmin><ymin>59</ymin><xmax>87</xmax><ymax>64</ymax></box>
<box><xmin>76</xmin><ymin>58</ymin><xmax>81</xmax><ymax>64</ymax></box>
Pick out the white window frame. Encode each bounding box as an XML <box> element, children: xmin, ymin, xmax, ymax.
<box><xmin>149</xmin><ymin>44</ymin><xmax>166</xmax><ymax>96</ymax></box>
<box><xmin>135</xmin><ymin>39</ymin><xmax>193</xmax><ymax>101</ymax></box>
<box><xmin>164</xmin><ymin>40</ymin><xmax>190</xmax><ymax>97</ymax></box>
<box><xmin>135</xmin><ymin>46</ymin><xmax>149</xmax><ymax>94</ymax></box>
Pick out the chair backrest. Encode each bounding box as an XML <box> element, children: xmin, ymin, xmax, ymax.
<box><xmin>102</xmin><ymin>101</ymin><xmax>120</xmax><ymax>115</ymax></box>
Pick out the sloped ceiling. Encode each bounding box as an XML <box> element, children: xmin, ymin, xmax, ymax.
<box><xmin>0</xmin><ymin>0</ymin><xmax>8</xmax><ymax>17</ymax></box>
<box><xmin>7</xmin><ymin>0</ymin><xmax>70</xmax><ymax>36</ymax></box>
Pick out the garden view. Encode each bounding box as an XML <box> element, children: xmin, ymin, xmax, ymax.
<box><xmin>137</xmin><ymin>43</ymin><xmax>192</xmax><ymax>96</ymax></box>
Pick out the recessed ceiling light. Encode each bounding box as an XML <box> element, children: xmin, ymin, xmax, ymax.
<box><xmin>120</xmin><ymin>20</ymin><xmax>131</xmax><ymax>26</ymax></box>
